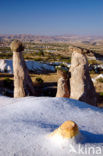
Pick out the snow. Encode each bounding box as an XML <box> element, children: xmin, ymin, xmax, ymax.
<box><xmin>95</xmin><ymin>74</ymin><xmax>103</xmax><ymax>79</ymax></box>
<box><xmin>0</xmin><ymin>59</ymin><xmax>55</xmax><ymax>73</ymax></box>
<box><xmin>49</xmin><ymin>62</ymin><xmax>71</xmax><ymax>68</ymax></box>
<box><xmin>94</xmin><ymin>64</ymin><xmax>103</xmax><ymax>70</ymax></box>
<box><xmin>0</xmin><ymin>96</ymin><xmax>103</xmax><ymax>156</ymax></box>
<box><xmin>0</xmin><ymin>59</ymin><xmax>72</xmax><ymax>74</ymax></box>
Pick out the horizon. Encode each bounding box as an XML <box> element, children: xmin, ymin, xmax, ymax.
<box><xmin>1</xmin><ymin>33</ymin><xmax>103</xmax><ymax>37</ymax></box>
<box><xmin>0</xmin><ymin>0</ymin><xmax>103</xmax><ymax>35</ymax></box>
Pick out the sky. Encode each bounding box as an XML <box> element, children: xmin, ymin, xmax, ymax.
<box><xmin>0</xmin><ymin>0</ymin><xmax>103</xmax><ymax>35</ymax></box>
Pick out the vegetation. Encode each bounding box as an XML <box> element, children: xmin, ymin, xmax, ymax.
<box><xmin>3</xmin><ymin>77</ymin><xmax>13</xmax><ymax>88</ymax></box>
<box><xmin>89</xmin><ymin>70</ymin><xmax>96</xmax><ymax>74</ymax></box>
<box><xmin>38</xmin><ymin>49</ymin><xmax>44</xmax><ymax>56</ymax></box>
<box><xmin>35</xmin><ymin>77</ymin><xmax>44</xmax><ymax>84</ymax></box>
<box><xmin>97</xmin><ymin>78</ymin><xmax>103</xmax><ymax>83</ymax></box>
<box><xmin>100</xmin><ymin>92</ymin><xmax>103</xmax><ymax>97</ymax></box>
<box><xmin>0</xmin><ymin>47</ymin><xmax>10</xmax><ymax>52</ymax></box>
<box><xmin>0</xmin><ymin>52</ymin><xmax>12</xmax><ymax>59</ymax></box>
<box><xmin>56</xmin><ymin>64</ymin><xmax>68</xmax><ymax>73</ymax></box>
<box><xmin>88</xmin><ymin>60</ymin><xmax>98</xmax><ymax>65</ymax></box>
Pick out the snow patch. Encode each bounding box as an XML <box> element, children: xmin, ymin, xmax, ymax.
<box><xmin>0</xmin><ymin>59</ymin><xmax>55</xmax><ymax>73</ymax></box>
<box><xmin>92</xmin><ymin>74</ymin><xmax>103</xmax><ymax>83</ymax></box>
<box><xmin>0</xmin><ymin>96</ymin><xmax>103</xmax><ymax>155</ymax></box>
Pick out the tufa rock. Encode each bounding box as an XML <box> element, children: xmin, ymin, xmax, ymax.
<box><xmin>69</xmin><ymin>46</ymin><xmax>97</xmax><ymax>106</ymax></box>
<box><xmin>56</xmin><ymin>68</ymin><xmax>70</xmax><ymax>98</ymax></box>
<box><xmin>10</xmin><ymin>40</ymin><xmax>24</xmax><ymax>52</ymax></box>
<box><xmin>10</xmin><ymin>40</ymin><xmax>35</xmax><ymax>98</ymax></box>
<box><xmin>49</xmin><ymin>120</ymin><xmax>79</xmax><ymax>139</ymax></box>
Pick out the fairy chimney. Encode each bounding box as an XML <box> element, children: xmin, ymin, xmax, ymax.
<box><xmin>10</xmin><ymin>40</ymin><xmax>35</xmax><ymax>98</ymax></box>
<box><xmin>69</xmin><ymin>46</ymin><xmax>97</xmax><ymax>106</ymax></box>
<box><xmin>56</xmin><ymin>67</ymin><xmax>70</xmax><ymax>98</ymax></box>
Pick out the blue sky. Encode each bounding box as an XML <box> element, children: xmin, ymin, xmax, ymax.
<box><xmin>0</xmin><ymin>0</ymin><xmax>103</xmax><ymax>35</ymax></box>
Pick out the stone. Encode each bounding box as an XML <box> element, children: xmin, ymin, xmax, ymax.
<box><xmin>10</xmin><ymin>40</ymin><xmax>24</xmax><ymax>52</ymax></box>
<box><xmin>49</xmin><ymin>120</ymin><xmax>79</xmax><ymax>139</ymax></box>
<box><xmin>69</xmin><ymin>46</ymin><xmax>97</xmax><ymax>106</ymax></box>
<box><xmin>56</xmin><ymin>68</ymin><xmax>70</xmax><ymax>98</ymax></box>
<box><xmin>10</xmin><ymin>40</ymin><xmax>35</xmax><ymax>98</ymax></box>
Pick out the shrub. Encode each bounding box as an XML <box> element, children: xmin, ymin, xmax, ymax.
<box><xmin>97</xmin><ymin>78</ymin><xmax>103</xmax><ymax>83</ymax></box>
<box><xmin>34</xmin><ymin>57</ymin><xmax>43</xmax><ymax>61</ymax></box>
<box><xmin>56</xmin><ymin>55</ymin><xmax>63</xmax><ymax>60</ymax></box>
<box><xmin>35</xmin><ymin>77</ymin><xmax>44</xmax><ymax>84</ymax></box>
<box><xmin>38</xmin><ymin>50</ymin><xmax>44</xmax><ymax>56</ymax></box>
<box><xmin>89</xmin><ymin>70</ymin><xmax>96</xmax><ymax>74</ymax></box>
<box><xmin>56</xmin><ymin>64</ymin><xmax>68</xmax><ymax>73</ymax></box>
<box><xmin>88</xmin><ymin>60</ymin><xmax>98</xmax><ymax>65</ymax></box>
<box><xmin>3</xmin><ymin>77</ymin><xmax>13</xmax><ymax>88</ymax></box>
<box><xmin>0</xmin><ymin>52</ymin><xmax>12</xmax><ymax>59</ymax></box>
<box><xmin>4</xmin><ymin>68</ymin><xmax>8</xmax><ymax>73</ymax></box>
<box><xmin>100</xmin><ymin>92</ymin><xmax>103</xmax><ymax>97</ymax></box>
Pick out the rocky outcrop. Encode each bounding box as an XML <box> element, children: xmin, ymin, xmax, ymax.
<box><xmin>56</xmin><ymin>68</ymin><xmax>70</xmax><ymax>98</ymax></box>
<box><xmin>49</xmin><ymin>120</ymin><xmax>79</xmax><ymax>139</ymax></box>
<box><xmin>69</xmin><ymin>46</ymin><xmax>97</xmax><ymax>106</ymax></box>
<box><xmin>10</xmin><ymin>40</ymin><xmax>35</xmax><ymax>98</ymax></box>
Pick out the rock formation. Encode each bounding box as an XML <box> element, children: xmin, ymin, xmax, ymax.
<box><xmin>49</xmin><ymin>120</ymin><xmax>79</xmax><ymax>139</ymax></box>
<box><xmin>10</xmin><ymin>40</ymin><xmax>35</xmax><ymax>98</ymax></box>
<box><xmin>69</xmin><ymin>46</ymin><xmax>97</xmax><ymax>106</ymax></box>
<box><xmin>56</xmin><ymin>68</ymin><xmax>70</xmax><ymax>98</ymax></box>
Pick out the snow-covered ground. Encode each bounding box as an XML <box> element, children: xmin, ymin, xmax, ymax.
<box><xmin>0</xmin><ymin>96</ymin><xmax>103</xmax><ymax>156</ymax></box>
<box><xmin>0</xmin><ymin>59</ymin><xmax>55</xmax><ymax>73</ymax></box>
<box><xmin>0</xmin><ymin>59</ymin><xmax>102</xmax><ymax>75</ymax></box>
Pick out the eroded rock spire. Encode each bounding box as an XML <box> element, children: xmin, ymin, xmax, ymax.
<box><xmin>10</xmin><ymin>40</ymin><xmax>35</xmax><ymax>97</ymax></box>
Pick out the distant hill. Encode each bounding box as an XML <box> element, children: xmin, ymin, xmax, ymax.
<box><xmin>0</xmin><ymin>34</ymin><xmax>103</xmax><ymax>43</ymax></box>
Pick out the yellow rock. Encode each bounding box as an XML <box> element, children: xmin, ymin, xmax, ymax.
<box><xmin>49</xmin><ymin>120</ymin><xmax>79</xmax><ymax>139</ymax></box>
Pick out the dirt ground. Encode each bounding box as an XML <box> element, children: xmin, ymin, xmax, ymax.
<box><xmin>0</xmin><ymin>72</ymin><xmax>103</xmax><ymax>107</ymax></box>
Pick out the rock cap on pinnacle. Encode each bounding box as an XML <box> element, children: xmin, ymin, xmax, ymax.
<box><xmin>69</xmin><ymin>46</ymin><xmax>86</xmax><ymax>54</ymax></box>
<box><xmin>10</xmin><ymin>40</ymin><xmax>24</xmax><ymax>52</ymax></box>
